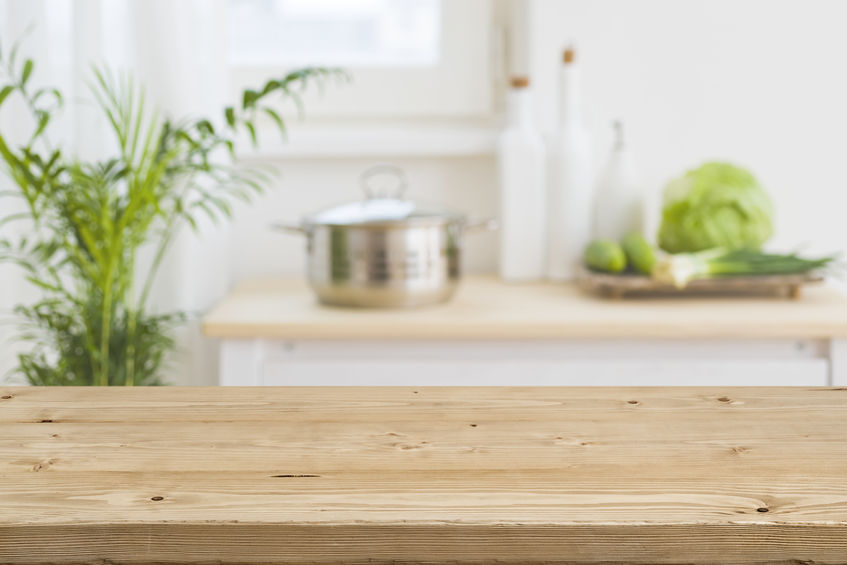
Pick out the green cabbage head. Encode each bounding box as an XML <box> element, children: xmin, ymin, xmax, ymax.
<box><xmin>658</xmin><ymin>162</ymin><xmax>774</xmax><ymax>253</ymax></box>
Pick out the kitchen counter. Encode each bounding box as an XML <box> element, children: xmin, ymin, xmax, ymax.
<box><xmin>204</xmin><ymin>276</ymin><xmax>847</xmax><ymax>340</ymax></box>
<box><xmin>3</xmin><ymin>386</ymin><xmax>847</xmax><ymax>564</ymax></box>
<box><xmin>203</xmin><ymin>277</ymin><xmax>847</xmax><ymax>387</ymax></box>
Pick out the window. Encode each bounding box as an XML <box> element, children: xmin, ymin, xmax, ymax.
<box><xmin>227</xmin><ymin>0</ymin><xmax>494</xmax><ymax>119</ymax></box>
<box><xmin>229</xmin><ymin>0</ymin><xmax>441</xmax><ymax>67</ymax></box>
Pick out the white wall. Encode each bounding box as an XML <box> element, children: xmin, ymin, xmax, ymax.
<box><xmin>528</xmin><ymin>0</ymin><xmax>847</xmax><ymax>255</ymax></box>
<box><xmin>226</xmin><ymin>0</ymin><xmax>847</xmax><ymax>289</ymax></box>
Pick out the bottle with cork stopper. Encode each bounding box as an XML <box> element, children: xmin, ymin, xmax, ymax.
<box><xmin>546</xmin><ymin>45</ymin><xmax>593</xmax><ymax>281</ymax></box>
<box><xmin>496</xmin><ymin>75</ymin><xmax>547</xmax><ymax>282</ymax></box>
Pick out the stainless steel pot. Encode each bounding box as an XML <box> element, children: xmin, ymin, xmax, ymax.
<box><xmin>273</xmin><ymin>165</ymin><xmax>495</xmax><ymax>308</ymax></box>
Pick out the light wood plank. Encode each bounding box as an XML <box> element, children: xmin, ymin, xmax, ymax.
<box><xmin>202</xmin><ymin>276</ymin><xmax>847</xmax><ymax>340</ymax></box>
<box><xmin>577</xmin><ymin>266</ymin><xmax>823</xmax><ymax>299</ymax></box>
<box><xmin>3</xmin><ymin>386</ymin><xmax>847</xmax><ymax>564</ymax></box>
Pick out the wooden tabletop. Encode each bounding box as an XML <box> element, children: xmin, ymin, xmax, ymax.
<box><xmin>202</xmin><ymin>276</ymin><xmax>847</xmax><ymax>340</ymax></box>
<box><xmin>2</xmin><ymin>386</ymin><xmax>847</xmax><ymax>564</ymax></box>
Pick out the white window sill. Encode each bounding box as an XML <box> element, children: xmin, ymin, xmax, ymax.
<box><xmin>234</xmin><ymin>121</ymin><xmax>499</xmax><ymax>160</ymax></box>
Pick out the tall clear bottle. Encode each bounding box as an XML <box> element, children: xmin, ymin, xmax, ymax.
<box><xmin>547</xmin><ymin>47</ymin><xmax>593</xmax><ymax>281</ymax></box>
<box><xmin>497</xmin><ymin>76</ymin><xmax>547</xmax><ymax>281</ymax></box>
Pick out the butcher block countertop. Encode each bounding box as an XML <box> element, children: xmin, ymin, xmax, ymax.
<box><xmin>202</xmin><ymin>276</ymin><xmax>847</xmax><ymax>340</ymax></box>
<box><xmin>3</xmin><ymin>387</ymin><xmax>847</xmax><ymax>564</ymax></box>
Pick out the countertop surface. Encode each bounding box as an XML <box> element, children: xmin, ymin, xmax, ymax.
<box><xmin>202</xmin><ymin>276</ymin><xmax>847</xmax><ymax>340</ymax></box>
<box><xmin>3</xmin><ymin>386</ymin><xmax>847</xmax><ymax>564</ymax></box>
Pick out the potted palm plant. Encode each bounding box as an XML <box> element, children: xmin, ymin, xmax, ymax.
<box><xmin>0</xmin><ymin>45</ymin><xmax>343</xmax><ymax>385</ymax></box>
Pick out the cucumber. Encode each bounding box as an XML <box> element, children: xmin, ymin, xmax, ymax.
<box><xmin>584</xmin><ymin>240</ymin><xmax>627</xmax><ymax>273</ymax></box>
<box><xmin>621</xmin><ymin>232</ymin><xmax>657</xmax><ymax>275</ymax></box>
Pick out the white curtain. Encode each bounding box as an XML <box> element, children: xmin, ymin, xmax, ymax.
<box><xmin>0</xmin><ymin>0</ymin><xmax>232</xmax><ymax>385</ymax></box>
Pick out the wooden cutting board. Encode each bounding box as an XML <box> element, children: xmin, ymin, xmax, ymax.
<box><xmin>3</xmin><ymin>386</ymin><xmax>847</xmax><ymax>564</ymax></box>
<box><xmin>578</xmin><ymin>266</ymin><xmax>824</xmax><ymax>299</ymax></box>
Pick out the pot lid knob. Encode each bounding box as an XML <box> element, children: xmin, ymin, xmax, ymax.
<box><xmin>361</xmin><ymin>164</ymin><xmax>408</xmax><ymax>200</ymax></box>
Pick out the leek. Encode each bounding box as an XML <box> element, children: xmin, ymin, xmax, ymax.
<box><xmin>652</xmin><ymin>248</ymin><xmax>835</xmax><ymax>288</ymax></box>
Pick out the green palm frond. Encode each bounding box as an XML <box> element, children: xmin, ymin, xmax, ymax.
<box><xmin>0</xmin><ymin>38</ymin><xmax>344</xmax><ymax>386</ymax></box>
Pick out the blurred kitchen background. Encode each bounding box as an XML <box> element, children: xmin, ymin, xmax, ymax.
<box><xmin>0</xmin><ymin>0</ymin><xmax>845</xmax><ymax>386</ymax></box>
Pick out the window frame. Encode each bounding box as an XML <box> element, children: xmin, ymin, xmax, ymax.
<box><xmin>227</xmin><ymin>0</ymin><xmax>495</xmax><ymax>119</ymax></box>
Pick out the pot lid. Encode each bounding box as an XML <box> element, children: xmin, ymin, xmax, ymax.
<box><xmin>306</xmin><ymin>165</ymin><xmax>464</xmax><ymax>226</ymax></box>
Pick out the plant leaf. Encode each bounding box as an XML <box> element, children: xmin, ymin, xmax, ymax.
<box><xmin>263</xmin><ymin>107</ymin><xmax>286</xmax><ymax>138</ymax></box>
<box><xmin>32</xmin><ymin>110</ymin><xmax>49</xmax><ymax>138</ymax></box>
<box><xmin>244</xmin><ymin>121</ymin><xmax>257</xmax><ymax>146</ymax></box>
<box><xmin>21</xmin><ymin>59</ymin><xmax>34</xmax><ymax>87</ymax></box>
<box><xmin>0</xmin><ymin>85</ymin><xmax>14</xmax><ymax>106</ymax></box>
<box><xmin>242</xmin><ymin>89</ymin><xmax>258</xmax><ymax>110</ymax></box>
<box><xmin>197</xmin><ymin>119</ymin><xmax>214</xmax><ymax>136</ymax></box>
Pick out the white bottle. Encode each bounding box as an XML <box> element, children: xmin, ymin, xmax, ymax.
<box><xmin>592</xmin><ymin>121</ymin><xmax>642</xmax><ymax>240</ymax></box>
<box><xmin>547</xmin><ymin>47</ymin><xmax>593</xmax><ymax>281</ymax></box>
<box><xmin>497</xmin><ymin>76</ymin><xmax>547</xmax><ymax>282</ymax></box>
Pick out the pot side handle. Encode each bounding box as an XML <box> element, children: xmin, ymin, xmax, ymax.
<box><xmin>464</xmin><ymin>218</ymin><xmax>499</xmax><ymax>233</ymax></box>
<box><xmin>270</xmin><ymin>222</ymin><xmax>308</xmax><ymax>235</ymax></box>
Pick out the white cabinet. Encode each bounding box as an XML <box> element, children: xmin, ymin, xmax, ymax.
<box><xmin>206</xmin><ymin>278</ymin><xmax>847</xmax><ymax>387</ymax></box>
<box><xmin>221</xmin><ymin>339</ymin><xmax>833</xmax><ymax>387</ymax></box>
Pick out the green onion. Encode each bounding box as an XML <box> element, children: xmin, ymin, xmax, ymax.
<box><xmin>652</xmin><ymin>248</ymin><xmax>836</xmax><ymax>288</ymax></box>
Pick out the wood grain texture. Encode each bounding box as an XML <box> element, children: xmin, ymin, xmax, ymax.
<box><xmin>201</xmin><ymin>276</ymin><xmax>847</xmax><ymax>340</ymax></box>
<box><xmin>3</xmin><ymin>386</ymin><xmax>847</xmax><ymax>564</ymax></box>
<box><xmin>577</xmin><ymin>267</ymin><xmax>823</xmax><ymax>300</ymax></box>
